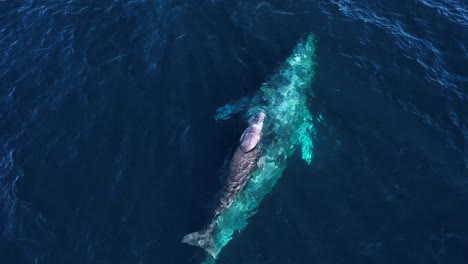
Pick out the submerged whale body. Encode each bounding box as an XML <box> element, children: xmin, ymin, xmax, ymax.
<box><xmin>182</xmin><ymin>111</ymin><xmax>266</xmax><ymax>257</ymax></box>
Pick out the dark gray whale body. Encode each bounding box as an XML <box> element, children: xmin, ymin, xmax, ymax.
<box><xmin>182</xmin><ymin>111</ymin><xmax>266</xmax><ymax>257</ymax></box>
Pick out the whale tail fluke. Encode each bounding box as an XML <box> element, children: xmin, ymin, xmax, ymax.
<box><xmin>182</xmin><ymin>229</ymin><xmax>217</xmax><ymax>258</ymax></box>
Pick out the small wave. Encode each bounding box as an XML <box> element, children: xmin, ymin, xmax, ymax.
<box><xmin>0</xmin><ymin>134</ymin><xmax>24</xmax><ymax>237</ymax></box>
<box><xmin>0</xmin><ymin>82</ymin><xmax>24</xmax><ymax>237</ymax></box>
<box><xmin>419</xmin><ymin>0</ymin><xmax>468</xmax><ymax>26</ymax></box>
<box><xmin>332</xmin><ymin>0</ymin><xmax>465</xmax><ymax>101</ymax></box>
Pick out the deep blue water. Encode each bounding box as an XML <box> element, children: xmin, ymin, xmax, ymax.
<box><xmin>1</xmin><ymin>0</ymin><xmax>467</xmax><ymax>263</ymax></box>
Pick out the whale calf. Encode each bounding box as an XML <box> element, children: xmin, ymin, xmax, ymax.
<box><xmin>182</xmin><ymin>111</ymin><xmax>266</xmax><ymax>257</ymax></box>
<box><xmin>240</xmin><ymin>111</ymin><xmax>265</xmax><ymax>152</ymax></box>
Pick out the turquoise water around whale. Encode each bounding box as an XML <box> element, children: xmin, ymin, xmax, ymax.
<box><xmin>1</xmin><ymin>1</ymin><xmax>467</xmax><ymax>264</ymax></box>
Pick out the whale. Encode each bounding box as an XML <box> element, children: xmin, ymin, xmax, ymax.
<box><xmin>182</xmin><ymin>111</ymin><xmax>266</xmax><ymax>257</ymax></box>
<box><xmin>182</xmin><ymin>34</ymin><xmax>317</xmax><ymax>263</ymax></box>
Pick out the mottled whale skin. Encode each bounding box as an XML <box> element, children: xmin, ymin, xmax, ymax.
<box><xmin>182</xmin><ymin>111</ymin><xmax>266</xmax><ymax>257</ymax></box>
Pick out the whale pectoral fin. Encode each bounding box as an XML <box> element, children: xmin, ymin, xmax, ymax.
<box><xmin>297</xmin><ymin>114</ymin><xmax>315</xmax><ymax>165</ymax></box>
<box><xmin>214</xmin><ymin>97</ymin><xmax>250</xmax><ymax>122</ymax></box>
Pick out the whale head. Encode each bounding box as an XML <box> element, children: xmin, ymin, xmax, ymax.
<box><xmin>239</xmin><ymin>111</ymin><xmax>265</xmax><ymax>153</ymax></box>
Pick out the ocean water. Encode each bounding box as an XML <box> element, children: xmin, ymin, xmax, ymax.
<box><xmin>0</xmin><ymin>1</ymin><xmax>467</xmax><ymax>263</ymax></box>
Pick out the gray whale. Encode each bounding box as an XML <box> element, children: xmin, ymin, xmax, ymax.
<box><xmin>182</xmin><ymin>111</ymin><xmax>266</xmax><ymax>257</ymax></box>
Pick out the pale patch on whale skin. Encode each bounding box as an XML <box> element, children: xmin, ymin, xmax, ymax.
<box><xmin>239</xmin><ymin>111</ymin><xmax>265</xmax><ymax>153</ymax></box>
